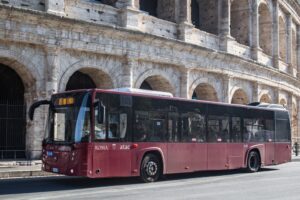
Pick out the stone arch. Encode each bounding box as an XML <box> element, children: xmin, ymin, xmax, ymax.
<box><xmin>230</xmin><ymin>0</ymin><xmax>250</xmax><ymax>46</ymax></box>
<box><xmin>59</xmin><ymin>61</ymin><xmax>115</xmax><ymax>92</ymax></box>
<box><xmin>192</xmin><ymin>83</ymin><xmax>218</xmax><ymax>102</ymax></box>
<box><xmin>279</xmin><ymin>15</ymin><xmax>287</xmax><ymax>62</ymax></box>
<box><xmin>279</xmin><ymin>98</ymin><xmax>287</xmax><ymax>107</ymax></box>
<box><xmin>189</xmin><ymin>76</ymin><xmax>221</xmax><ymax>101</ymax></box>
<box><xmin>231</xmin><ymin>88</ymin><xmax>249</xmax><ymax>105</ymax></box>
<box><xmin>137</xmin><ymin>75</ymin><xmax>175</xmax><ymax>95</ymax></box>
<box><xmin>258</xmin><ymin>2</ymin><xmax>272</xmax><ymax>56</ymax></box>
<box><xmin>0</xmin><ymin>51</ymin><xmax>41</xmax><ymax>158</ymax></box>
<box><xmin>259</xmin><ymin>93</ymin><xmax>272</xmax><ymax>103</ymax></box>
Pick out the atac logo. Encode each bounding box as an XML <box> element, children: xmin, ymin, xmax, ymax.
<box><xmin>120</xmin><ymin>144</ymin><xmax>130</xmax><ymax>150</ymax></box>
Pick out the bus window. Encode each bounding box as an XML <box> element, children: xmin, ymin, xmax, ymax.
<box><xmin>168</xmin><ymin>113</ymin><xmax>179</xmax><ymax>142</ymax></box>
<box><xmin>231</xmin><ymin>117</ymin><xmax>241</xmax><ymax>142</ymax></box>
<box><xmin>243</xmin><ymin>118</ymin><xmax>274</xmax><ymax>142</ymax></box>
<box><xmin>134</xmin><ymin>111</ymin><xmax>149</xmax><ymax>142</ymax></box>
<box><xmin>208</xmin><ymin>115</ymin><xmax>229</xmax><ymax>142</ymax></box>
<box><xmin>276</xmin><ymin>119</ymin><xmax>290</xmax><ymax>142</ymax></box>
<box><xmin>181</xmin><ymin>112</ymin><xmax>206</xmax><ymax>142</ymax></box>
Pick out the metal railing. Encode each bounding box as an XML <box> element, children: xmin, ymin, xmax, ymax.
<box><xmin>0</xmin><ymin>150</ymin><xmax>42</xmax><ymax>161</ymax></box>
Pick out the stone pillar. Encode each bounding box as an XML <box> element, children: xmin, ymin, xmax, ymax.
<box><xmin>219</xmin><ymin>0</ymin><xmax>232</xmax><ymax>52</ymax></box>
<box><xmin>46</xmin><ymin>47</ymin><xmax>60</xmax><ymax>96</ymax></box>
<box><xmin>119</xmin><ymin>0</ymin><xmax>140</xmax><ymax>31</ymax></box>
<box><xmin>120</xmin><ymin>56</ymin><xmax>134</xmax><ymax>88</ymax></box>
<box><xmin>297</xmin><ymin>98</ymin><xmax>300</xmax><ymax>144</ymax></box>
<box><xmin>45</xmin><ymin>0</ymin><xmax>65</xmax><ymax>16</ymax></box>
<box><xmin>287</xmin><ymin>14</ymin><xmax>293</xmax><ymax>74</ymax></box>
<box><xmin>177</xmin><ymin>0</ymin><xmax>194</xmax><ymax>42</ymax></box>
<box><xmin>272</xmin><ymin>0</ymin><xmax>280</xmax><ymax>69</ymax></box>
<box><xmin>252</xmin><ymin>82</ymin><xmax>259</xmax><ymax>102</ymax></box>
<box><xmin>273</xmin><ymin>88</ymin><xmax>280</xmax><ymax>104</ymax></box>
<box><xmin>250</xmin><ymin>0</ymin><xmax>259</xmax><ymax>60</ymax></box>
<box><xmin>180</xmin><ymin>69</ymin><xmax>189</xmax><ymax>99</ymax></box>
<box><xmin>222</xmin><ymin>75</ymin><xmax>232</xmax><ymax>103</ymax></box>
<box><xmin>297</xmin><ymin>25</ymin><xmax>300</xmax><ymax>78</ymax></box>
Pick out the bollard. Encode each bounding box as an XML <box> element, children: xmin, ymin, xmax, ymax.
<box><xmin>294</xmin><ymin>142</ymin><xmax>299</xmax><ymax>156</ymax></box>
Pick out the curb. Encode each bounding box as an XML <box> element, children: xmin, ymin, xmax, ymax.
<box><xmin>0</xmin><ymin>170</ymin><xmax>56</xmax><ymax>179</ymax></box>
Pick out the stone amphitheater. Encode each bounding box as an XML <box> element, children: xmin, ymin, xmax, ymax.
<box><xmin>0</xmin><ymin>0</ymin><xmax>299</xmax><ymax>158</ymax></box>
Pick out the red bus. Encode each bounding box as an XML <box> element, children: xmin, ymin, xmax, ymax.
<box><xmin>29</xmin><ymin>88</ymin><xmax>291</xmax><ymax>182</ymax></box>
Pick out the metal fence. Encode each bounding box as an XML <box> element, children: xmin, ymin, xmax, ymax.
<box><xmin>0</xmin><ymin>101</ymin><xmax>27</xmax><ymax>159</ymax></box>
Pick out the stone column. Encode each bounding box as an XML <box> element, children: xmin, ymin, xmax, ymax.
<box><xmin>222</xmin><ymin>75</ymin><xmax>232</xmax><ymax>103</ymax></box>
<box><xmin>250</xmin><ymin>0</ymin><xmax>259</xmax><ymax>60</ymax></box>
<box><xmin>273</xmin><ymin>88</ymin><xmax>280</xmax><ymax>104</ymax></box>
<box><xmin>219</xmin><ymin>0</ymin><xmax>232</xmax><ymax>51</ymax></box>
<box><xmin>180</xmin><ymin>69</ymin><xmax>190</xmax><ymax>99</ymax></box>
<box><xmin>252</xmin><ymin>82</ymin><xmax>259</xmax><ymax>102</ymax></box>
<box><xmin>297</xmin><ymin>98</ymin><xmax>300</xmax><ymax>144</ymax></box>
<box><xmin>287</xmin><ymin>14</ymin><xmax>293</xmax><ymax>75</ymax></box>
<box><xmin>177</xmin><ymin>0</ymin><xmax>194</xmax><ymax>42</ymax></box>
<box><xmin>120</xmin><ymin>56</ymin><xmax>134</xmax><ymax>88</ymax></box>
<box><xmin>45</xmin><ymin>0</ymin><xmax>65</xmax><ymax>16</ymax></box>
<box><xmin>119</xmin><ymin>0</ymin><xmax>140</xmax><ymax>31</ymax></box>
<box><xmin>46</xmin><ymin>47</ymin><xmax>60</xmax><ymax>96</ymax></box>
<box><xmin>272</xmin><ymin>0</ymin><xmax>280</xmax><ymax>69</ymax></box>
<box><xmin>297</xmin><ymin>25</ymin><xmax>300</xmax><ymax>78</ymax></box>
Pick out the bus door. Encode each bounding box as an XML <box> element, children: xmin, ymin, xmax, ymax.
<box><xmin>207</xmin><ymin>115</ymin><xmax>229</xmax><ymax>170</ymax></box>
<box><xmin>167</xmin><ymin>112</ymin><xmax>194</xmax><ymax>173</ymax></box>
<box><xmin>274</xmin><ymin>111</ymin><xmax>291</xmax><ymax>164</ymax></box>
<box><xmin>93</xmin><ymin>94</ymin><xmax>132</xmax><ymax>177</ymax></box>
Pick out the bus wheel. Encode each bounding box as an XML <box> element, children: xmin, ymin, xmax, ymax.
<box><xmin>140</xmin><ymin>154</ymin><xmax>162</xmax><ymax>183</ymax></box>
<box><xmin>247</xmin><ymin>151</ymin><xmax>261</xmax><ymax>172</ymax></box>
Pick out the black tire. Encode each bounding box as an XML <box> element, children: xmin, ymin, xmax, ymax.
<box><xmin>247</xmin><ymin>151</ymin><xmax>261</xmax><ymax>172</ymax></box>
<box><xmin>140</xmin><ymin>154</ymin><xmax>162</xmax><ymax>183</ymax></box>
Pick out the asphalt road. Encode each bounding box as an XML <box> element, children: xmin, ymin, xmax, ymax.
<box><xmin>0</xmin><ymin>161</ymin><xmax>299</xmax><ymax>200</ymax></box>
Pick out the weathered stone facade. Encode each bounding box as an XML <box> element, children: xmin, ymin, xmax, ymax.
<box><xmin>0</xmin><ymin>0</ymin><xmax>299</xmax><ymax>158</ymax></box>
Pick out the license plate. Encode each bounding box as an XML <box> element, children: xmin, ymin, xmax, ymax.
<box><xmin>52</xmin><ymin>168</ymin><xmax>59</xmax><ymax>173</ymax></box>
<box><xmin>47</xmin><ymin>151</ymin><xmax>53</xmax><ymax>157</ymax></box>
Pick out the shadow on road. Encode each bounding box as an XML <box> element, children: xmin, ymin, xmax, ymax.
<box><xmin>0</xmin><ymin>167</ymin><xmax>278</xmax><ymax>195</ymax></box>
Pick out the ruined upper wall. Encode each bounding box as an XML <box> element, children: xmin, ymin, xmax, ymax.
<box><xmin>0</xmin><ymin>0</ymin><xmax>45</xmax><ymax>11</ymax></box>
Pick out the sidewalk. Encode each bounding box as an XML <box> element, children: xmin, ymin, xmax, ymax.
<box><xmin>0</xmin><ymin>156</ymin><xmax>300</xmax><ymax>179</ymax></box>
<box><xmin>0</xmin><ymin>160</ymin><xmax>56</xmax><ymax>179</ymax></box>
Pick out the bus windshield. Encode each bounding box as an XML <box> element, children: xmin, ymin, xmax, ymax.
<box><xmin>46</xmin><ymin>92</ymin><xmax>91</xmax><ymax>144</ymax></box>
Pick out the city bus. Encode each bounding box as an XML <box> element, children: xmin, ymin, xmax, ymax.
<box><xmin>29</xmin><ymin>88</ymin><xmax>291</xmax><ymax>182</ymax></box>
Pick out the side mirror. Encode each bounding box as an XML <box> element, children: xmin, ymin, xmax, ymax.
<box><xmin>29</xmin><ymin>100</ymin><xmax>52</xmax><ymax>120</ymax></box>
<box><xmin>97</xmin><ymin>101</ymin><xmax>106</xmax><ymax>124</ymax></box>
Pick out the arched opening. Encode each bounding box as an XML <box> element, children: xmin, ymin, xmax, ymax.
<box><xmin>140</xmin><ymin>81</ymin><xmax>153</xmax><ymax>90</ymax></box>
<box><xmin>193</xmin><ymin>0</ymin><xmax>219</xmax><ymax>35</ymax></box>
<box><xmin>96</xmin><ymin>0</ymin><xmax>117</xmax><ymax>6</ymax></box>
<box><xmin>192</xmin><ymin>83</ymin><xmax>218</xmax><ymax>102</ymax></box>
<box><xmin>0</xmin><ymin>64</ymin><xmax>26</xmax><ymax>158</ymax></box>
<box><xmin>292</xmin><ymin>29</ymin><xmax>297</xmax><ymax>68</ymax></box>
<box><xmin>260</xmin><ymin>94</ymin><xmax>272</xmax><ymax>103</ymax></box>
<box><xmin>191</xmin><ymin>0</ymin><xmax>200</xmax><ymax>29</ymax></box>
<box><xmin>66</xmin><ymin>71</ymin><xmax>96</xmax><ymax>91</ymax></box>
<box><xmin>230</xmin><ymin>0</ymin><xmax>250</xmax><ymax>46</ymax></box>
<box><xmin>279</xmin><ymin>99</ymin><xmax>287</xmax><ymax>107</ymax></box>
<box><xmin>279</xmin><ymin>16</ymin><xmax>287</xmax><ymax>62</ymax></box>
<box><xmin>139</xmin><ymin>75</ymin><xmax>174</xmax><ymax>94</ymax></box>
<box><xmin>259</xmin><ymin>3</ymin><xmax>272</xmax><ymax>56</ymax></box>
<box><xmin>231</xmin><ymin>89</ymin><xmax>249</xmax><ymax>105</ymax></box>
<box><xmin>139</xmin><ymin>0</ymin><xmax>158</xmax><ymax>17</ymax></box>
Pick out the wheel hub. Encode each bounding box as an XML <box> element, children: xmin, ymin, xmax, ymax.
<box><xmin>146</xmin><ymin>161</ymin><xmax>158</xmax><ymax>176</ymax></box>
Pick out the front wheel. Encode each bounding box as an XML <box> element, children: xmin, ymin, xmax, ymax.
<box><xmin>247</xmin><ymin>151</ymin><xmax>261</xmax><ymax>172</ymax></box>
<box><xmin>140</xmin><ymin>154</ymin><xmax>162</xmax><ymax>183</ymax></box>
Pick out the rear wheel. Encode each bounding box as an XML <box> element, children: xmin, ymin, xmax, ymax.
<box><xmin>247</xmin><ymin>151</ymin><xmax>261</xmax><ymax>172</ymax></box>
<box><xmin>140</xmin><ymin>154</ymin><xmax>162</xmax><ymax>183</ymax></box>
